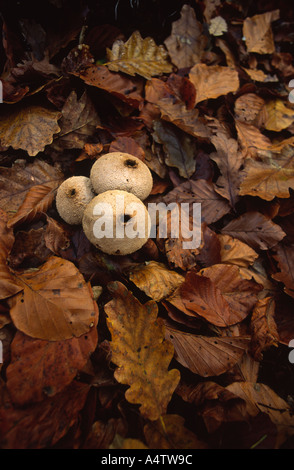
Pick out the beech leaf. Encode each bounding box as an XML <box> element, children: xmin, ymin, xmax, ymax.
<box><xmin>243</xmin><ymin>10</ymin><xmax>280</xmax><ymax>54</ymax></box>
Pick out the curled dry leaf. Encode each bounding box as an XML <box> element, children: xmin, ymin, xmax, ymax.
<box><xmin>6</xmin><ymin>324</ymin><xmax>98</xmax><ymax>406</ymax></box>
<box><xmin>129</xmin><ymin>261</ymin><xmax>184</xmax><ymax>302</ymax></box>
<box><xmin>144</xmin><ymin>414</ymin><xmax>207</xmax><ymax>449</ymax></box>
<box><xmin>0</xmin><ymin>106</ymin><xmax>61</xmax><ymax>156</ymax></box>
<box><xmin>272</xmin><ymin>243</ymin><xmax>294</xmax><ymax>298</ymax></box>
<box><xmin>0</xmin><ymin>381</ymin><xmax>90</xmax><ymax>449</ymax></box>
<box><xmin>239</xmin><ymin>146</ymin><xmax>294</xmax><ymax>201</ymax></box>
<box><xmin>164</xmin><ymin>4</ymin><xmax>206</xmax><ymax>69</ymax></box>
<box><xmin>250</xmin><ymin>297</ymin><xmax>279</xmax><ymax>361</ymax></box>
<box><xmin>243</xmin><ymin>10</ymin><xmax>280</xmax><ymax>54</ymax></box>
<box><xmin>104</xmin><ymin>281</ymin><xmax>180</xmax><ymax>421</ymax></box>
<box><xmin>221</xmin><ymin>211</ymin><xmax>286</xmax><ymax>250</ymax></box>
<box><xmin>0</xmin><ymin>210</ymin><xmax>23</xmax><ymax>300</ymax></box>
<box><xmin>189</xmin><ymin>64</ymin><xmax>239</xmax><ymax>105</ymax></box>
<box><xmin>8</xmin><ymin>257</ymin><xmax>99</xmax><ymax>341</ymax></box>
<box><xmin>165</xmin><ymin>325</ymin><xmax>249</xmax><ymax>377</ymax></box>
<box><xmin>106</xmin><ymin>31</ymin><xmax>173</xmax><ymax>80</ymax></box>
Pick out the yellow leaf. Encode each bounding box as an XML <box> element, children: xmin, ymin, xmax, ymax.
<box><xmin>105</xmin><ymin>282</ymin><xmax>180</xmax><ymax>421</ymax></box>
<box><xmin>243</xmin><ymin>10</ymin><xmax>280</xmax><ymax>54</ymax></box>
<box><xmin>106</xmin><ymin>31</ymin><xmax>173</xmax><ymax>80</ymax></box>
<box><xmin>189</xmin><ymin>64</ymin><xmax>239</xmax><ymax>105</ymax></box>
<box><xmin>0</xmin><ymin>106</ymin><xmax>61</xmax><ymax>156</ymax></box>
<box><xmin>129</xmin><ymin>261</ymin><xmax>184</xmax><ymax>302</ymax></box>
<box><xmin>242</xmin><ymin>68</ymin><xmax>267</xmax><ymax>82</ymax></box>
<box><xmin>264</xmin><ymin>100</ymin><xmax>294</xmax><ymax>131</ymax></box>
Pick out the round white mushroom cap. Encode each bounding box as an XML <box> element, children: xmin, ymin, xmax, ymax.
<box><xmin>56</xmin><ymin>176</ymin><xmax>95</xmax><ymax>225</ymax></box>
<box><xmin>90</xmin><ymin>152</ymin><xmax>153</xmax><ymax>201</ymax></box>
<box><xmin>82</xmin><ymin>190</ymin><xmax>151</xmax><ymax>255</ymax></box>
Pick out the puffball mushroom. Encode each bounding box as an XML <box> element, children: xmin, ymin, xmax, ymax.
<box><xmin>90</xmin><ymin>152</ymin><xmax>153</xmax><ymax>201</ymax></box>
<box><xmin>56</xmin><ymin>176</ymin><xmax>95</xmax><ymax>225</ymax></box>
<box><xmin>82</xmin><ymin>190</ymin><xmax>151</xmax><ymax>255</ymax></box>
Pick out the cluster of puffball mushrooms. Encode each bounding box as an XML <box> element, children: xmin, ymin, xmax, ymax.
<box><xmin>56</xmin><ymin>152</ymin><xmax>153</xmax><ymax>256</ymax></box>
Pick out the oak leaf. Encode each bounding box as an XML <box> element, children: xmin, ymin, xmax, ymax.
<box><xmin>8</xmin><ymin>256</ymin><xmax>98</xmax><ymax>341</ymax></box>
<box><xmin>222</xmin><ymin>212</ymin><xmax>286</xmax><ymax>250</ymax></box>
<box><xmin>6</xmin><ymin>325</ymin><xmax>98</xmax><ymax>405</ymax></box>
<box><xmin>243</xmin><ymin>10</ymin><xmax>280</xmax><ymax>54</ymax></box>
<box><xmin>144</xmin><ymin>414</ymin><xmax>207</xmax><ymax>449</ymax></box>
<box><xmin>104</xmin><ymin>281</ymin><xmax>180</xmax><ymax>421</ymax></box>
<box><xmin>0</xmin><ymin>106</ymin><xmax>61</xmax><ymax>156</ymax></box>
<box><xmin>106</xmin><ymin>31</ymin><xmax>173</xmax><ymax>80</ymax></box>
<box><xmin>164</xmin><ymin>4</ymin><xmax>206</xmax><ymax>69</ymax></box>
<box><xmin>129</xmin><ymin>261</ymin><xmax>184</xmax><ymax>302</ymax></box>
<box><xmin>165</xmin><ymin>325</ymin><xmax>249</xmax><ymax>377</ymax></box>
<box><xmin>189</xmin><ymin>64</ymin><xmax>239</xmax><ymax>105</ymax></box>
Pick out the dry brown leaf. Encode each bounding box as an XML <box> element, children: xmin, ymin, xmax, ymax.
<box><xmin>129</xmin><ymin>261</ymin><xmax>184</xmax><ymax>302</ymax></box>
<box><xmin>8</xmin><ymin>257</ymin><xmax>98</xmax><ymax>341</ymax></box>
<box><xmin>204</xmin><ymin>0</ymin><xmax>222</xmax><ymax>22</ymax></box>
<box><xmin>163</xmin><ymin>179</ymin><xmax>231</xmax><ymax>225</ymax></box>
<box><xmin>144</xmin><ymin>414</ymin><xmax>207</xmax><ymax>449</ymax></box>
<box><xmin>235</xmin><ymin>120</ymin><xmax>272</xmax><ymax>159</ymax></box>
<box><xmin>0</xmin><ymin>106</ymin><xmax>61</xmax><ymax>156</ymax></box>
<box><xmin>250</xmin><ymin>297</ymin><xmax>279</xmax><ymax>360</ymax></box>
<box><xmin>164</xmin><ymin>4</ymin><xmax>206</xmax><ymax>69</ymax></box>
<box><xmin>218</xmin><ymin>234</ymin><xmax>258</xmax><ymax>268</ymax></box>
<box><xmin>239</xmin><ymin>146</ymin><xmax>294</xmax><ymax>201</ymax></box>
<box><xmin>222</xmin><ymin>212</ymin><xmax>286</xmax><ymax>250</ymax></box>
<box><xmin>6</xmin><ymin>325</ymin><xmax>98</xmax><ymax>405</ymax></box>
<box><xmin>189</xmin><ymin>64</ymin><xmax>239</xmax><ymax>105</ymax></box>
<box><xmin>106</xmin><ymin>31</ymin><xmax>173</xmax><ymax>80</ymax></box>
<box><xmin>0</xmin><ymin>210</ymin><xmax>23</xmax><ymax>300</ymax></box>
<box><xmin>234</xmin><ymin>93</ymin><xmax>266</xmax><ymax>125</ymax></box>
<box><xmin>0</xmin><ymin>159</ymin><xmax>63</xmax><ymax>219</ymax></box>
<box><xmin>242</xmin><ymin>68</ymin><xmax>267</xmax><ymax>82</ymax></box>
<box><xmin>264</xmin><ymin>100</ymin><xmax>294</xmax><ymax>132</ymax></box>
<box><xmin>52</xmin><ymin>91</ymin><xmax>101</xmax><ymax>150</ymax></box>
<box><xmin>78</xmin><ymin>65</ymin><xmax>144</xmax><ymax>108</ymax></box>
<box><xmin>165</xmin><ymin>325</ymin><xmax>249</xmax><ymax>377</ymax></box>
<box><xmin>272</xmin><ymin>244</ymin><xmax>294</xmax><ymax>298</ymax></box>
<box><xmin>158</xmin><ymin>98</ymin><xmax>211</xmax><ymax>140</ymax></box>
<box><xmin>44</xmin><ymin>216</ymin><xmax>70</xmax><ymax>255</ymax></box>
<box><xmin>210</xmin><ymin>134</ymin><xmax>244</xmax><ymax>208</ymax></box>
<box><xmin>109</xmin><ymin>136</ymin><xmax>145</xmax><ymax>161</ymax></box>
<box><xmin>105</xmin><ymin>281</ymin><xmax>180</xmax><ymax>421</ymax></box>
<box><xmin>243</xmin><ymin>10</ymin><xmax>280</xmax><ymax>54</ymax></box>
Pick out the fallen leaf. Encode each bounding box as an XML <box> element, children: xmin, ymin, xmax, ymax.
<box><xmin>165</xmin><ymin>325</ymin><xmax>249</xmax><ymax>377</ymax></box>
<box><xmin>163</xmin><ymin>179</ymin><xmax>231</xmax><ymax>224</ymax></box>
<box><xmin>44</xmin><ymin>216</ymin><xmax>70</xmax><ymax>255</ymax></box>
<box><xmin>164</xmin><ymin>4</ymin><xmax>206</xmax><ymax>69</ymax></box>
<box><xmin>144</xmin><ymin>414</ymin><xmax>207</xmax><ymax>449</ymax></box>
<box><xmin>0</xmin><ymin>210</ymin><xmax>23</xmax><ymax>300</ymax></box>
<box><xmin>8</xmin><ymin>228</ymin><xmax>51</xmax><ymax>269</ymax></box>
<box><xmin>8</xmin><ymin>257</ymin><xmax>98</xmax><ymax>341</ymax></box>
<box><xmin>189</xmin><ymin>64</ymin><xmax>239</xmax><ymax>105</ymax></box>
<box><xmin>234</xmin><ymin>93</ymin><xmax>266</xmax><ymax>125</ymax></box>
<box><xmin>0</xmin><ymin>381</ymin><xmax>89</xmax><ymax>449</ymax></box>
<box><xmin>239</xmin><ymin>146</ymin><xmax>294</xmax><ymax>201</ymax></box>
<box><xmin>210</xmin><ymin>134</ymin><xmax>244</xmax><ymax>208</ymax></box>
<box><xmin>129</xmin><ymin>261</ymin><xmax>184</xmax><ymax>302</ymax></box>
<box><xmin>104</xmin><ymin>281</ymin><xmax>180</xmax><ymax>421</ymax></box>
<box><xmin>243</xmin><ymin>10</ymin><xmax>280</xmax><ymax>54</ymax></box>
<box><xmin>106</xmin><ymin>31</ymin><xmax>173</xmax><ymax>80</ymax></box>
<box><xmin>242</xmin><ymin>68</ymin><xmax>267</xmax><ymax>82</ymax></box>
<box><xmin>83</xmin><ymin>419</ymin><xmax>127</xmax><ymax>449</ymax></box>
<box><xmin>250</xmin><ymin>297</ymin><xmax>279</xmax><ymax>360</ymax></box>
<box><xmin>264</xmin><ymin>100</ymin><xmax>294</xmax><ymax>132</ymax></box>
<box><xmin>218</xmin><ymin>234</ymin><xmax>259</xmax><ymax>268</ymax></box>
<box><xmin>109</xmin><ymin>136</ymin><xmax>145</xmax><ymax>161</ymax></box>
<box><xmin>235</xmin><ymin>120</ymin><xmax>272</xmax><ymax>159</ymax></box>
<box><xmin>272</xmin><ymin>52</ymin><xmax>294</xmax><ymax>78</ymax></box>
<box><xmin>0</xmin><ymin>106</ymin><xmax>61</xmax><ymax>156</ymax></box>
<box><xmin>153</xmin><ymin>120</ymin><xmax>197</xmax><ymax>178</ymax></box>
<box><xmin>52</xmin><ymin>91</ymin><xmax>101</xmax><ymax>150</ymax></box>
<box><xmin>209</xmin><ymin>16</ymin><xmax>228</xmax><ymax>37</ymax></box>
<box><xmin>272</xmin><ymin>243</ymin><xmax>294</xmax><ymax>298</ymax></box>
<box><xmin>6</xmin><ymin>325</ymin><xmax>98</xmax><ymax>405</ymax></box>
<box><xmin>0</xmin><ymin>159</ymin><xmax>63</xmax><ymax>219</ymax></box>
<box><xmin>222</xmin><ymin>212</ymin><xmax>286</xmax><ymax>250</ymax></box>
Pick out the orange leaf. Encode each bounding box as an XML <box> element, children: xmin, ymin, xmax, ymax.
<box><xmin>243</xmin><ymin>10</ymin><xmax>280</xmax><ymax>54</ymax></box>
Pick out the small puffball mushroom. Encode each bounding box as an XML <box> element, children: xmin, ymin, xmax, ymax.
<box><xmin>90</xmin><ymin>152</ymin><xmax>153</xmax><ymax>201</ymax></box>
<box><xmin>56</xmin><ymin>176</ymin><xmax>95</xmax><ymax>225</ymax></box>
<box><xmin>82</xmin><ymin>190</ymin><xmax>151</xmax><ymax>255</ymax></box>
